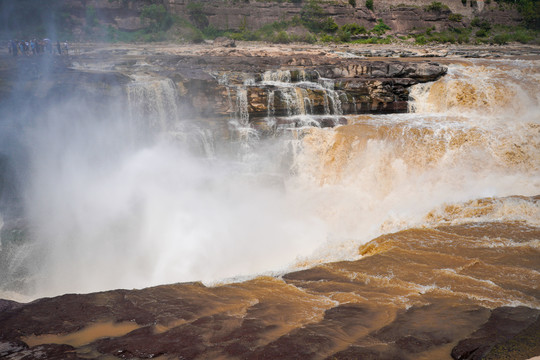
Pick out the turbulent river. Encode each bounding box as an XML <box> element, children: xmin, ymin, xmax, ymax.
<box><xmin>0</xmin><ymin>57</ymin><xmax>538</xmax><ymax>313</ymax></box>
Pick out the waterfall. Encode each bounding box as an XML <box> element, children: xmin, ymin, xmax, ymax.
<box><xmin>126</xmin><ymin>78</ymin><xmax>179</xmax><ymax>133</ymax></box>
<box><xmin>262</xmin><ymin>70</ymin><xmax>291</xmax><ymax>83</ymax></box>
<box><xmin>319</xmin><ymin>78</ymin><xmax>343</xmax><ymax>115</ymax></box>
<box><xmin>266</xmin><ymin>90</ymin><xmax>276</xmax><ymax>128</ymax></box>
<box><xmin>3</xmin><ymin>58</ymin><xmax>538</xmax><ymax>301</ymax></box>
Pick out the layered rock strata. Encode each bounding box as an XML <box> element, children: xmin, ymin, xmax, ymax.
<box><xmin>0</xmin><ymin>44</ymin><xmax>447</xmax><ymax>132</ymax></box>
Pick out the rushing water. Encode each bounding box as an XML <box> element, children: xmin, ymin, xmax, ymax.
<box><xmin>0</xmin><ymin>58</ymin><xmax>538</xmax><ymax>305</ymax></box>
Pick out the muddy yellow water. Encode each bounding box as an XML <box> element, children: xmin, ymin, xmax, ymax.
<box><xmin>15</xmin><ymin>197</ymin><xmax>539</xmax><ymax>360</ymax></box>
<box><xmin>22</xmin><ymin>321</ymin><xmax>141</xmax><ymax>347</ymax></box>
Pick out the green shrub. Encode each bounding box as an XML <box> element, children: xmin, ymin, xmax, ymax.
<box><xmin>475</xmin><ymin>28</ymin><xmax>488</xmax><ymax>37</ymax></box>
<box><xmin>508</xmin><ymin>27</ymin><xmax>535</xmax><ymax>42</ymax></box>
<box><xmin>366</xmin><ymin>0</ymin><xmax>374</xmax><ymax>10</ymax></box>
<box><xmin>415</xmin><ymin>34</ymin><xmax>428</xmax><ymax>44</ymax></box>
<box><xmin>493</xmin><ymin>33</ymin><xmax>510</xmax><ymax>44</ymax></box>
<box><xmin>272</xmin><ymin>30</ymin><xmax>290</xmax><ymax>43</ymax></box>
<box><xmin>321</xmin><ymin>17</ymin><xmax>338</xmax><ymax>32</ymax></box>
<box><xmin>288</xmin><ymin>32</ymin><xmax>317</xmax><ymax>43</ymax></box>
<box><xmin>349</xmin><ymin>0</ymin><xmax>356</xmax><ymax>7</ymax></box>
<box><xmin>371</xmin><ymin>18</ymin><xmax>390</xmax><ymax>35</ymax></box>
<box><xmin>461</xmin><ymin>0</ymin><xmax>467</xmax><ymax>5</ymax></box>
<box><xmin>448</xmin><ymin>13</ymin><xmax>463</xmax><ymax>22</ymax></box>
<box><xmin>341</xmin><ymin>23</ymin><xmax>367</xmax><ymax>34</ymax></box>
<box><xmin>202</xmin><ymin>25</ymin><xmax>223</xmax><ymax>39</ymax></box>
<box><xmin>337</xmin><ymin>28</ymin><xmax>351</xmax><ymax>42</ymax></box>
<box><xmin>320</xmin><ymin>34</ymin><xmax>334</xmax><ymax>42</ymax></box>
<box><xmin>471</xmin><ymin>17</ymin><xmax>492</xmax><ymax>30</ymax></box>
<box><xmin>351</xmin><ymin>36</ymin><xmax>389</xmax><ymax>44</ymax></box>
<box><xmin>424</xmin><ymin>1</ymin><xmax>450</xmax><ymax>12</ymax></box>
<box><xmin>457</xmin><ymin>33</ymin><xmax>469</xmax><ymax>43</ymax></box>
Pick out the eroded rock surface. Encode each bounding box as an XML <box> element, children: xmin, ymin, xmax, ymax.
<box><xmin>1</xmin><ymin>214</ymin><xmax>538</xmax><ymax>359</ymax></box>
<box><xmin>1</xmin><ymin>43</ymin><xmax>447</xmax><ymax>132</ymax></box>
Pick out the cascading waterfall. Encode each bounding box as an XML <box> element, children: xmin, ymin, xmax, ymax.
<box><xmin>266</xmin><ymin>90</ymin><xmax>276</xmax><ymax>128</ymax></box>
<box><xmin>126</xmin><ymin>77</ymin><xmax>179</xmax><ymax>132</ymax></box>
<box><xmin>287</xmin><ymin>59</ymin><xmax>539</xmax><ymax>263</ymax></box>
<box><xmin>1</xmin><ymin>59</ymin><xmax>538</xmax><ymax>301</ymax></box>
<box><xmin>318</xmin><ymin>78</ymin><xmax>343</xmax><ymax>115</ymax></box>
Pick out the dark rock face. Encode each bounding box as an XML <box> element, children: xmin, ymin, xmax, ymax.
<box><xmin>451</xmin><ymin>306</ymin><xmax>540</xmax><ymax>360</ymax></box>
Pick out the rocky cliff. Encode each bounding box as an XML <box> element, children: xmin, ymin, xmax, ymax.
<box><xmin>0</xmin><ymin>43</ymin><xmax>447</xmax><ymax>134</ymax></box>
<box><xmin>61</xmin><ymin>0</ymin><xmax>523</xmax><ymax>35</ymax></box>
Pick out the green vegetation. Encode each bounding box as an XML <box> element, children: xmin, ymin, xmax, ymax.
<box><xmin>412</xmin><ymin>23</ymin><xmax>539</xmax><ymax>45</ymax></box>
<box><xmin>300</xmin><ymin>0</ymin><xmax>338</xmax><ymax>33</ymax></box>
<box><xmin>351</xmin><ymin>35</ymin><xmax>392</xmax><ymax>44</ymax></box>
<box><xmin>448</xmin><ymin>13</ymin><xmax>463</xmax><ymax>22</ymax></box>
<box><xmin>424</xmin><ymin>1</ymin><xmax>450</xmax><ymax>12</ymax></box>
<box><xmin>2</xmin><ymin>0</ymin><xmax>538</xmax><ymax>45</ymax></box>
<box><xmin>341</xmin><ymin>23</ymin><xmax>367</xmax><ymax>35</ymax></box>
<box><xmin>495</xmin><ymin>0</ymin><xmax>540</xmax><ymax>29</ymax></box>
<box><xmin>475</xmin><ymin>28</ymin><xmax>489</xmax><ymax>37</ymax></box>
<box><xmin>371</xmin><ymin>19</ymin><xmax>391</xmax><ymax>35</ymax></box>
<box><xmin>471</xmin><ymin>17</ymin><xmax>491</xmax><ymax>30</ymax></box>
<box><xmin>366</xmin><ymin>0</ymin><xmax>374</xmax><ymax>10</ymax></box>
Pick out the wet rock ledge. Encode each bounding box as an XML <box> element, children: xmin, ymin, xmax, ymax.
<box><xmin>0</xmin><ymin>44</ymin><xmax>447</xmax><ymax>129</ymax></box>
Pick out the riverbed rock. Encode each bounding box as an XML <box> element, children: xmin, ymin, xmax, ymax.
<box><xmin>451</xmin><ymin>306</ymin><xmax>540</xmax><ymax>360</ymax></box>
<box><xmin>0</xmin><ymin>217</ymin><xmax>538</xmax><ymax>359</ymax></box>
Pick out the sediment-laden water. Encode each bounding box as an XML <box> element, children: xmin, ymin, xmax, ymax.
<box><xmin>0</xmin><ymin>57</ymin><xmax>538</xmax><ymax>314</ymax></box>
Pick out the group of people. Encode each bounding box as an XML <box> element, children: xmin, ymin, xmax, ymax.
<box><xmin>8</xmin><ymin>39</ymin><xmax>69</xmax><ymax>57</ymax></box>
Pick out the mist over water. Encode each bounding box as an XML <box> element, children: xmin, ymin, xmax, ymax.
<box><xmin>0</xmin><ymin>59</ymin><xmax>539</xmax><ymax>301</ymax></box>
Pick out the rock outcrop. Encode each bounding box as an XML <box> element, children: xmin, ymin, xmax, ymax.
<box><xmin>60</xmin><ymin>0</ymin><xmax>524</xmax><ymax>36</ymax></box>
<box><xmin>0</xmin><ymin>43</ymin><xmax>447</xmax><ymax>132</ymax></box>
<box><xmin>0</xmin><ymin>219</ymin><xmax>538</xmax><ymax>359</ymax></box>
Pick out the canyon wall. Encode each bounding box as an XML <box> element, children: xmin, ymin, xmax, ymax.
<box><xmin>63</xmin><ymin>0</ymin><xmax>523</xmax><ymax>33</ymax></box>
